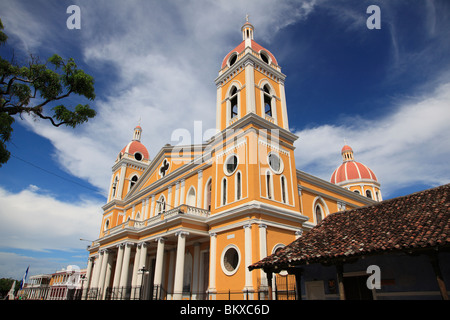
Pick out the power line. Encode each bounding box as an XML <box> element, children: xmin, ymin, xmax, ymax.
<box><xmin>10</xmin><ymin>154</ymin><xmax>102</xmax><ymax>194</ymax></box>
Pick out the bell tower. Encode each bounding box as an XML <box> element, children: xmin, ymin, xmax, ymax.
<box><xmin>215</xmin><ymin>18</ymin><xmax>290</xmax><ymax>132</ymax></box>
<box><xmin>107</xmin><ymin>125</ymin><xmax>150</xmax><ymax>202</ymax></box>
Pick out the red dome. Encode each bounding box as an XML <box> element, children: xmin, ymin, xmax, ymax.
<box><xmin>120</xmin><ymin>140</ymin><xmax>149</xmax><ymax>160</ymax></box>
<box><xmin>330</xmin><ymin>161</ymin><xmax>378</xmax><ymax>185</ymax></box>
<box><xmin>341</xmin><ymin>145</ymin><xmax>353</xmax><ymax>153</ymax></box>
<box><xmin>221</xmin><ymin>40</ymin><xmax>278</xmax><ymax>69</ymax></box>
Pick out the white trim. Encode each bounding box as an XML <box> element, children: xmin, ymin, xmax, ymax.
<box><xmin>223</xmin><ymin>153</ymin><xmax>239</xmax><ymax>176</ymax></box>
<box><xmin>265</xmin><ymin>169</ymin><xmax>274</xmax><ymax>200</ymax></box>
<box><xmin>186</xmin><ymin>186</ymin><xmax>196</xmax><ymax>207</ymax></box>
<box><xmin>312</xmin><ymin>196</ymin><xmax>329</xmax><ymax>224</ymax></box>
<box><xmin>220</xmin><ymin>244</ymin><xmax>241</xmax><ymax>276</ymax></box>
<box><xmin>267</xmin><ymin>151</ymin><xmax>284</xmax><ymax>174</ymax></box>
<box><xmin>204</xmin><ymin>177</ymin><xmax>212</xmax><ymax>210</ymax></box>
<box><xmin>235</xmin><ymin>170</ymin><xmax>243</xmax><ymax>201</ymax></box>
<box><xmin>221</xmin><ymin>177</ymin><xmax>228</xmax><ymax>206</ymax></box>
<box><xmin>280</xmin><ymin>174</ymin><xmax>289</xmax><ymax>204</ymax></box>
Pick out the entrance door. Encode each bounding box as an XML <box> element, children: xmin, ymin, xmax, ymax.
<box><xmin>343</xmin><ymin>275</ymin><xmax>373</xmax><ymax>300</ymax></box>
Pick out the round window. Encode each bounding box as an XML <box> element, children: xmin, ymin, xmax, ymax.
<box><xmin>134</xmin><ymin>152</ymin><xmax>143</xmax><ymax>161</ymax></box>
<box><xmin>268</xmin><ymin>152</ymin><xmax>283</xmax><ymax>173</ymax></box>
<box><xmin>224</xmin><ymin>154</ymin><xmax>238</xmax><ymax>175</ymax></box>
<box><xmin>229</xmin><ymin>53</ymin><xmax>237</xmax><ymax>67</ymax></box>
<box><xmin>221</xmin><ymin>245</ymin><xmax>240</xmax><ymax>275</ymax></box>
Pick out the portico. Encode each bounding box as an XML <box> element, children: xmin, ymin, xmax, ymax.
<box><xmin>85</xmin><ymin>225</ymin><xmax>210</xmax><ymax>300</ymax></box>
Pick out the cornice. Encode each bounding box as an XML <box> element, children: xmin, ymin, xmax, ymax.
<box><xmin>297</xmin><ymin>169</ymin><xmax>377</xmax><ymax>205</ymax></box>
<box><xmin>207</xmin><ymin>200</ymin><xmax>309</xmax><ymax>226</ymax></box>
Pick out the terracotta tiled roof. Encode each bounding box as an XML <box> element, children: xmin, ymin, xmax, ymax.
<box><xmin>221</xmin><ymin>40</ymin><xmax>278</xmax><ymax>69</ymax></box>
<box><xmin>249</xmin><ymin>184</ymin><xmax>450</xmax><ymax>271</ymax></box>
<box><xmin>120</xmin><ymin>140</ymin><xmax>149</xmax><ymax>160</ymax></box>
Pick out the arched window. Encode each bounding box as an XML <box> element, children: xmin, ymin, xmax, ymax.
<box><xmin>104</xmin><ymin>219</ymin><xmax>110</xmax><ymax>231</ymax></box>
<box><xmin>205</xmin><ymin>178</ymin><xmax>212</xmax><ymax>211</ymax></box>
<box><xmin>157</xmin><ymin>196</ymin><xmax>166</xmax><ymax>214</ymax></box>
<box><xmin>236</xmin><ymin>171</ymin><xmax>242</xmax><ymax>200</ymax></box>
<box><xmin>187</xmin><ymin>187</ymin><xmax>196</xmax><ymax>207</ymax></box>
<box><xmin>281</xmin><ymin>175</ymin><xmax>288</xmax><ymax>204</ymax></box>
<box><xmin>315</xmin><ymin>205</ymin><xmax>323</xmax><ymax>224</ymax></box>
<box><xmin>366</xmin><ymin>189</ymin><xmax>372</xmax><ymax>199</ymax></box>
<box><xmin>222</xmin><ymin>178</ymin><xmax>227</xmax><ymax>205</ymax></box>
<box><xmin>230</xmin><ymin>86</ymin><xmax>238</xmax><ymax>120</ymax></box>
<box><xmin>111</xmin><ymin>176</ymin><xmax>118</xmax><ymax>198</ymax></box>
<box><xmin>266</xmin><ymin>171</ymin><xmax>273</xmax><ymax>200</ymax></box>
<box><xmin>130</xmin><ymin>175</ymin><xmax>138</xmax><ymax>190</ymax></box>
<box><xmin>263</xmin><ymin>85</ymin><xmax>272</xmax><ymax>117</ymax></box>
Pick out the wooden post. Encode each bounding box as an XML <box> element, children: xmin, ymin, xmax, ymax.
<box><xmin>295</xmin><ymin>269</ymin><xmax>302</xmax><ymax>300</ymax></box>
<box><xmin>336</xmin><ymin>263</ymin><xmax>346</xmax><ymax>300</ymax></box>
<box><xmin>288</xmin><ymin>267</ymin><xmax>303</xmax><ymax>300</ymax></box>
<box><xmin>265</xmin><ymin>269</ymin><xmax>273</xmax><ymax>300</ymax></box>
<box><xmin>429</xmin><ymin>252</ymin><xmax>449</xmax><ymax>300</ymax></box>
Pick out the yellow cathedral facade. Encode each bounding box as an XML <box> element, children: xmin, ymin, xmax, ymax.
<box><xmin>84</xmin><ymin>20</ymin><xmax>380</xmax><ymax>300</ymax></box>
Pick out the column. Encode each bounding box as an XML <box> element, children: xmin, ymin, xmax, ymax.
<box><xmin>173</xmin><ymin>231</ymin><xmax>189</xmax><ymax>300</ymax></box>
<box><xmin>168</xmin><ymin>186</ymin><xmax>173</xmax><ymax>208</ymax></box>
<box><xmin>243</xmin><ymin>224</ymin><xmax>253</xmax><ymax>295</ymax></box>
<box><xmin>197</xmin><ymin>170</ymin><xmax>203</xmax><ymax>208</ymax></box>
<box><xmin>174</xmin><ymin>182</ymin><xmax>179</xmax><ymax>207</ymax></box>
<box><xmin>82</xmin><ymin>257</ymin><xmax>94</xmax><ymax>300</ymax></box>
<box><xmin>192</xmin><ymin>242</ymin><xmax>201</xmax><ymax>300</ymax></box>
<box><xmin>167</xmin><ymin>249</ymin><xmax>176</xmax><ymax>300</ymax></box>
<box><xmin>150</xmin><ymin>195</ymin><xmax>155</xmax><ymax>217</ymax></box>
<box><xmin>131</xmin><ymin>243</ymin><xmax>142</xmax><ymax>298</ymax></box>
<box><xmin>119</xmin><ymin>242</ymin><xmax>133</xmax><ymax>298</ymax></box>
<box><xmin>91</xmin><ymin>252</ymin><xmax>103</xmax><ymax>293</ymax></box>
<box><xmin>112</xmin><ymin>243</ymin><xmax>124</xmax><ymax>298</ymax></box>
<box><xmin>259</xmin><ymin>224</ymin><xmax>268</xmax><ymax>289</ymax></box>
<box><xmin>97</xmin><ymin>249</ymin><xmax>110</xmax><ymax>299</ymax></box>
<box><xmin>153</xmin><ymin>237</ymin><xmax>166</xmax><ymax>299</ymax></box>
<box><xmin>179</xmin><ymin>179</ymin><xmax>185</xmax><ymax>205</ymax></box>
<box><xmin>102</xmin><ymin>251</ymin><xmax>114</xmax><ymax>300</ymax></box>
<box><xmin>278</xmin><ymin>79</ymin><xmax>289</xmax><ymax>130</ymax></box>
<box><xmin>245</xmin><ymin>60</ymin><xmax>256</xmax><ymax>114</ymax></box>
<box><xmin>136</xmin><ymin>242</ymin><xmax>148</xmax><ymax>298</ymax></box>
<box><xmin>208</xmin><ymin>232</ymin><xmax>217</xmax><ymax>299</ymax></box>
<box><xmin>116</xmin><ymin>165</ymin><xmax>127</xmax><ymax>199</ymax></box>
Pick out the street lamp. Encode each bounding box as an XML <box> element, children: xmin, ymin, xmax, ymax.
<box><xmin>139</xmin><ymin>265</ymin><xmax>148</xmax><ymax>300</ymax></box>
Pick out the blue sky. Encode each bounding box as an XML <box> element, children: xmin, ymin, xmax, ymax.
<box><xmin>0</xmin><ymin>0</ymin><xmax>449</xmax><ymax>280</ymax></box>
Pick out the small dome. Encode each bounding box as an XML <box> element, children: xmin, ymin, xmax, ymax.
<box><xmin>120</xmin><ymin>140</ymin><xmax>149</xmax><ymax>160</ymax></box>
<box><xmin>330</xmin><ymin>145</ymin><xmax>377</xmax><ymax>184</ymax></box>
<box><xmin>118</xmin><ymin>125</ymin><xmax>150</xmax><ymax>161</ymax></box>
<box><xmin>330</xmin><ymin>160</ymin><xmax>378</xmax><ymax>185</ymax></box>
<box><xmin>341</xmin><ymin>145</ymin><xmax>353</xmax><ymax>153</ymax></box>
<box><xmin>221</xmin><ymin>40</ymin><xmax>278</xmax><ymax>69</ymax></box>
<box><xmin>221</xmin><ymin>19</ymin><xmax>278</xmax><ymax>69</ymax></box>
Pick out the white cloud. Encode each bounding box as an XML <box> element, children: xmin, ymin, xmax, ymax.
<box><xmin>295</xmin><ymin>81</ymin><xmax>450</xmax><ymax>197</ymax></box>
<box><xmin>0</xmin><ymin>185</ymin><xmax>103</xmax><ymax>252</ymax></box>
<box><xmin>16</xmin><ymin>0</ymin><xmax>320</xmax><ymax>196</ymax></box>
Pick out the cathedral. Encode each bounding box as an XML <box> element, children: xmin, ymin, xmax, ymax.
<box><xmin>84</xmin><ymin>19</ymin><xmax>380</xmax><ymax>300</ymax></box>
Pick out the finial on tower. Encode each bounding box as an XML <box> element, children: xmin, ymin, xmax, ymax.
<box><xmin>242</xmin><ymin>15</ymin><xmax>254</xmax><ymax>43</ymax></box>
